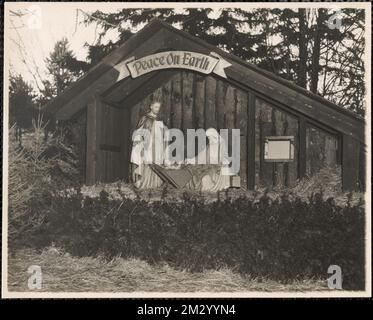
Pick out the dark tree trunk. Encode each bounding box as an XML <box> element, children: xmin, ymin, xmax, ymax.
<box><xmin>297</xmin><ymin>8</ymin><xmax>308</xmax><ymax>89</ymax></box>
<box><xmin>310</xmin><ymin>9</ymin><xmax>325</xmax><ymax>94</ymax></box>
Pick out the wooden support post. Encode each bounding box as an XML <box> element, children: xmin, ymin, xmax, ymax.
<box><xmin>298</xmin><ymin>117</ymin><xmax>307</xmax><ymax>179</ymax></box>
<box><xmin>205</xmin><ymin>76</ymin><xmax>217</xmax><ymax>129</ymax></box>
<box><xmin>85</xmin><ymin>95</ymin><xmax>103</xmax><ymax>185</ymax></box>
<box><xmin>336</xmin><ymin>134</ymin><xmax>342</xmax><ymax>165</ymax></box>
<box><xmin>235</xmin><ymin>89</ymin><xmax>248</xmax><ymax>188</ymax></box>
<box><xmin>342</xmin><ymin>134</ymin><xmax>360</xmax><ymax>191</ymax></box>
<box><xmin>171</xmin><ymin>72</ymin><xmax>182</xmax><ymax>129</ymax></box>
<box><xmin>86</xmin><ymin>96</ymin><xmax>97</xmax><ymax>184</ymax></box>
<box><xmin>359</xmin><ymin>144</ymin><xmax>366</xmax><ymax>191</ymax></box>
<box><xmin>120</xmin><ymin>108</ymin><xmax>131</xmax><ymax>182</ymax></box>
<box><xmin>247</xmin><ymin>91</ymin><xmax>256</xmax><ymax>190</ymax></box>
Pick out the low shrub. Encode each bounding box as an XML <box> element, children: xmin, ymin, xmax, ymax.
<box><xmin>19</xmin><ymin>189</ymin><xmax>365</xmax><ymax>290</ymax></box>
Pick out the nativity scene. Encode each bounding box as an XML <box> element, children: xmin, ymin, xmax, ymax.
<box><xmin>47</xmin><ymin>20</ymin><xmax>365</xmax><ymax>193</ymax></box>
<box><xmin>130</xmin><ymin>101</ymin><xmax>235</xmax><ymax>191</ymax></box>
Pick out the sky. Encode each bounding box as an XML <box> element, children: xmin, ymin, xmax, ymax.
<box><xmin>5</xmin><ymin>2</ymin><xmax>221</xmax><ymax>93</ymax></box>
<box><xmin>6</xmin><ymin>2</ymin><xmax>129</xmax><ymax>92</ymax></box>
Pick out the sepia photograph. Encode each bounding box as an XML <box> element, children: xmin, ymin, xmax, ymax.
<box><xmin>1</xmin><ymin>2</ymin><xmax>371</xmax><ymax>299</ymax></box>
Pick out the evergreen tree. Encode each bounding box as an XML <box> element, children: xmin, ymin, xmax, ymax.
<box><xmin>80</xmin><ymin>8</ymin><xmax>365</xmax><ymax>115</ymax></box>
<box><xmin>9</xmin><ymin>74</ymin><xmax>37</xmax><ymax>142</ymax></box>
<box><xmin>40</xmin><ymin>38</ymin><xmax>88</xmax><ymax>102</ymax></box>
<box><xmin>37</xmin><ymin>38</ymin><xmax>89</xmax><ymax>138</ymax></box>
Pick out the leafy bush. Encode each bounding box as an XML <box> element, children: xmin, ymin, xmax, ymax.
<box><xmin>20</xmin><ymin>190</ymin><xmax>365</xmax><ymax>290</ymax></box>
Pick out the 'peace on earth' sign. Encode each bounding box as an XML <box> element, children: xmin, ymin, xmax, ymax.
<box><xmin>114</xmin><ymin>51</ymin><xmax>232</xmax><ymax>81</ymax></box>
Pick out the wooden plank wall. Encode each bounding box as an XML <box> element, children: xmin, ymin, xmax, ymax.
<box><xmin>86</xmin><ymin>96</ymin><xmax>131</xmax><ymax>184</ymax></box>
<box><xmin>128</xmin><ymin>70</ymin><xmax>251</xmax><ymax>188</ymax></box>
<box><xmin>99</xmin><ymin>103</ymin><xmax>129</xmax><ymax>183</ymax></box>
<box><xmin>67</xmin><ymin>109</ymin><xmax>87</xmax><ymax>183</ymax></box>
<box><xmin>236</xmin><ymin>90</ymin><xmax>248</xmax><ymax>187</ymax></box>
<box><xmin>87</xmin><ymin>70</ymin><xmax>349</xmax><ymax>190</ymax></box>
<box><xmin>129</xmin><ymin>72</ymin><xmax>249</xmax><ymax>138</ymax></box>
<box><xmin>86</xmin><ymin>96</ymin><xmax>99</xmax><ymax>185</ymax></box>
<box><xmin>306</xmin><ymin>125</ymin><xmax>339</xmax><ymax>176</ymax></box>
<box><xmin>342</xmin><ymin>134</ymin><xmax>360</xmax><ymax>191</ymax></box>
<box><xmin>358</xmin><ymin>144</ymin><xmax>366</xmax><ymax>191</ymax></box>
<box><xmin>255</xmin><ymin>98</ymin><xmax>299</xmax><ymax>188</ymax></box>
<box><xmin>247</xmin><ymin>93</ymin><xmax>256</xmax><ymax>190</ymax></box>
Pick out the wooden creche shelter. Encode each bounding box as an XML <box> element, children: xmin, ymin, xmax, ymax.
<box><xmin>47</xmin><ymin>20</ymin><xmax>366</xmax><ymax>191</ymax></box>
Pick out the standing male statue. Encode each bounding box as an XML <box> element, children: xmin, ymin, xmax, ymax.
<box><xmin>130</xmin><ymin>101</ymin><xmax>166</xmax><ymax>189</ymax></box>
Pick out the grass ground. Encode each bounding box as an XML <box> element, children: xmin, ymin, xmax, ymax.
<box><xmin>7</xmin><ymin>247</ymin><xmax>329</xmax><ymax>293</ymax></box>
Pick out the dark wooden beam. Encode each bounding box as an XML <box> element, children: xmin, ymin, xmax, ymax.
<box><xmin>85</xmin><ymin>95</ymin><xmax>103</xmax><ymax>185</ymax></box>
<box><xmin>120</xmin><ymin>108</ymin><xmax>131</xmax><ymax>182</ymax></box>
<box><xmin>118</xmin><ymin>70</ymin><xmax>177</xmax><ymax>110</ymax></box>
<box><xmin>342</xmin><ymin>134</ymin><xmax>360</xmax><ymax>191</ymax></box>
<box><xmin>247</xmin><ymin>91</ymin><xmax>256</xmax><ymax>190</ymax></box>
<box><xmin>298</xmin><ymin>117</ymin><xmax>307</xmax><ymax>180</ymax></box>
<box><xmin>99</xmin><ymin>144</ymin><xmax>121</xmax><ymax>153</ymax></box>
<box><xmin>102</xmin><ymin>72</ymin><xmax>155</xmax><ymax>104</ymax></box>
<box><xmin>358</xmin><ymin>143</ymin><xmax>366</xmax><ymax>191</ymax></box>
<box><xmin>336</xmin><ymin>134</ymin><xmax>343</xmax><ymax>166</ymax></box>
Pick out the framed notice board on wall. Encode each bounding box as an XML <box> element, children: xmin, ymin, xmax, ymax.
<box><xmin>264</xmin><ymin>136</ymin><xmax>294</xmax><ymax>162</ymax></box>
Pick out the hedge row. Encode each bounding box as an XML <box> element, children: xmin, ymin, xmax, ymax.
<box><xmin>22</xmin><ymin>190</ymin><xmax>365</xmax><ymax>290</ymax></box>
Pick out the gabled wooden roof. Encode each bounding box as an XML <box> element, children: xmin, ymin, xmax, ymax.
<box><xmin>47</xmin><ymin>19</ymin><xmax>365</xmax><ymax>143</ymax></box>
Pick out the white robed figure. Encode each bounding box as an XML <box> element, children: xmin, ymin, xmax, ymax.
<box><xmin>130</xmin><ymin>101</ymin><xmax>167</xmax><ymax>189</ymax></box>
<box><xmin>184</xmin><ymin>128</ymin><xmax>233</xmax><ymax>192</ymax></box>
